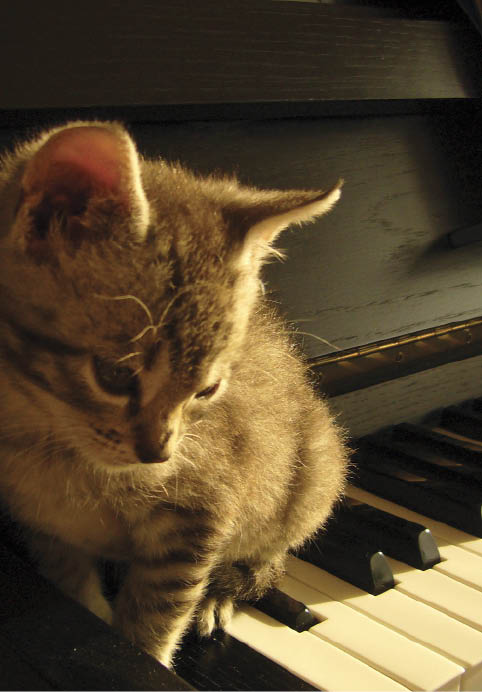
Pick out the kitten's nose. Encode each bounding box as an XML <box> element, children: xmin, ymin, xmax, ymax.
<box><xmin>137</xmin><ymin>447</ymin><xmax>169</xmax><ymax>464</ymax></box>
<box><xmin>135</xmin><ymin>431</ymin><xmax>172</xmax><ymax>464</ymax></box>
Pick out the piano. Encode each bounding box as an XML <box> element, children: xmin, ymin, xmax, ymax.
<box><xmin>2</xmin><ymin>1</ymin><xmax>482</xmax><ymax>689</ymax></box>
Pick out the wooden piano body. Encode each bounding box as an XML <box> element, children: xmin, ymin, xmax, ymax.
<box><xmin>1</xmin><ymin>1</ymin><xmax>482</xmax><ymax>689</ymax></box>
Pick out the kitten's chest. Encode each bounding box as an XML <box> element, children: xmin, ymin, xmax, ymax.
<box><xmin>2</xmin><ymin>468</ymin><xmax>134</xmax><ymax>559</ymax></box>
<box><xmin>44</xmin><ymin>501</ymin><xmax>132</xmax><ymax>559</ymax></box>
<box><xmin>36</xmin><ymin>496</ymin><xmax>132</xmax><ymax>559</ymax></box>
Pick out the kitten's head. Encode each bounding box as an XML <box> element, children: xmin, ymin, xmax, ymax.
<box><xmin>0</xmin><ymin>122</ymin><xmax>341</xmax><ymax>469</ymax></box>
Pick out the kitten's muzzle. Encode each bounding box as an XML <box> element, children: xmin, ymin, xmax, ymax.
<box><xmin>132</xmin><ymin>397</ymin><xmax>181</xmax><ymax>463</ymax></box>
<box><xmin>135</xmin><ymin>431</ymin><xmax>172</xmax><ymax>464</ymax></box>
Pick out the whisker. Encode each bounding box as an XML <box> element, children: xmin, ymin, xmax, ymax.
<box><xmin>115</xmin><ymin>351</ymin><xmax>143</xmax><ymax>364</ymax></box>
<box><xmin>294</xmin><ymin>330</ymin><xmax>341</xmax><ymax>351</ymax></box>
<box><xmin>130</xmin><ymin>324</ymin><xmax>157</xmax><ymax>343</ymax></box>
<box><xmin>95</xmin><ymin>293</ymin><xmax>154</xmax><ymax>326</ymax></box>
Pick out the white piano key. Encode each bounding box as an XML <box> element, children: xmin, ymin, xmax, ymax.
<box><xmin>346</xmin><ymin>483</ymin><xmax>482</xmax><ymax>558</ymax></box>
<box><xmin>388</xmin><ymin>555</ymin><xmax>482</xmax><ymax>633</ymax></box>
<box><xmin>280</xmin><ymin>573</ymin><xmax>463</xmax><ymax>691</ymax></box>
<box><xmin>225</xmin><ymin>604</ymin><xmax>410</xmax><ymax>691</ymax></box>
<box><xmin>434</xmin><ymin>543</ymin><xmax>482</xmax><ymax>591</ymax></box>
<box><xmin>385</xmin><ymin>542</ymin><xmax>482</xmax><ymax>598</ymax></box>
<box><xmin>286</xmin><ymin>555</ymin><xmax>482</xmax><ymax>690</ymax></box>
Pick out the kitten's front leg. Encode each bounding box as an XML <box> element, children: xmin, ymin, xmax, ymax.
<box><xmin>114</xmin><ymin>557</ymin><xmax>213</xmax><ymax>667</ymax></box>
<box><xmin>113</xmin><ymin>533</ymin><xmax>220</xmax><ymax>667</ymax></box>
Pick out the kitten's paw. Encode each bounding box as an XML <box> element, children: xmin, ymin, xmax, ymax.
<box><xmin>91</xmin><ymin>596</ymin><xmax>114</xmax><ymax>625</ymax></box>
<box><xmin>113</xmin><ymin>614</ymin><xmax>175</xmax><ymax>669</ymax></box>
<box><xmin>153</xmin><ymin>647</ymin><xmax>173</xmax><ymax>669</ymax></box>
<box><xmin>80</xmin><ymin>581</ymin><xmax>113</xmax><ymax>624</ymax></box>
<box><xmin>196</xmin><ymin>596</ymin><xmax>235</xmax><ymax>637</ymax></box>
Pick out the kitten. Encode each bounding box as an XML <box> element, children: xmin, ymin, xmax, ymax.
<box><xmin>0</xmin><ymin>121</ymin><xmax>348</xmax><ymax>667</ymax></box>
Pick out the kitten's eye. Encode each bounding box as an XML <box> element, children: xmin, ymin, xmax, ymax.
<box><xmin>195</xmin><ymin>380</ymin><xmax>221</xmax><ymax>399</ymax></box>
<box><xmin>93</xmin><ymin>356</ymin><xmax>137</xmax><ymax>396</ymax></box>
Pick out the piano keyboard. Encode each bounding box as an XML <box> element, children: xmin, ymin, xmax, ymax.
<box><xmin>175</xmin><ymin>399</ymin><xmax>482</xmax><ymax>691</ymax></box>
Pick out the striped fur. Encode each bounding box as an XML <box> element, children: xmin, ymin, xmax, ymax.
<box><xmin>0</xmin><ymin>122</ymin><xmax>348</xmax><ymax>666</ymax></box>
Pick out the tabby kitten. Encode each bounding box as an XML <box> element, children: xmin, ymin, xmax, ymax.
<box><xmin>0</xmin><ymin>121</ymin><xmax>348</xmax><ymax>667</ymax></box>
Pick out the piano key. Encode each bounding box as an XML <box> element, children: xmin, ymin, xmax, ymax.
<box><xmin>175</xmin><ymin>629</ymin><xmax>318</xmax><ymax>691</ymax></box>
<box><xmin>440</xmin><ymin>405</ymin><xmax>482</xmax><ymax>442</ymax></box>
<box><xmin>392</xmin><ymin>423</ymin><xmax>482</xmax><ymax>468</ymax></box>
<box><xmin>345</xmin><ymin>484</ymin><xmax>482</xmax><ymax>591</ymax></box>
<box><xmin>297</xmin><ymin>525</ymin><xmax>395</xmax><ymax>595</ymax></box>
<box><xmin>352</xmin><ymin>453</ymin><xmax>482</xmax><ymax>536</ymax></box>
<box><xmin>387</xmin><ymin>554</ymin><xmax>482</xmax><ymax>633</ymax></box>
<box><xmin>340</xmin><ymin>471</ymin><xmax>482</xmax><ymax>596</ymax></box>
<box><xmin>225</xmin><ymin>603</ymin><xmax>410</xmax><ymax>691</ymax></box>
<box><xmin>279</xmin><ymin>573</ymin><xmax>464</xmax><ymax>692</ymax></box>
<box><xmin>346</xmin><ymin>483</ymin><xmax>482</xmax><ymax>559</ymax></box>
<box><xmin>431</xmin><ymin>543</ymin><xmax>482</xmax><ymax>591</ymax></box>
<box><xmin>251</xmin><ymin>587</ymin><xmax>318</xmax><ymax>632</ymax></box>
<box><xmin>378</xmin><ymin>431</ymin><xmax>482</xmax><ymax>484</ymax></box>
<box><xmin>359</xmin><ymin>434</ymin><xmax>482</xmax><ymax>488</ymax></box>
<box><xmin>327</xmin><ymin>500</ymin><xmax>440</xmax><ymax>570</ymax></box>
<box><xmin>286</xmin><ymin>555</ymin><xmax>482</xmax><ymax>691</ymax></box>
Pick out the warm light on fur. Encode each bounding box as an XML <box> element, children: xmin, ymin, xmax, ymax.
<box><xmin>0</xmin><ymin>122</ymin><xmax>348</xmax><ymax>667</ymax></box>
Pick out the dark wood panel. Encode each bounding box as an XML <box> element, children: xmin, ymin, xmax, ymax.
<box><xmin>174</xmin><ymin>630</ymin><xmax>317</xmax><ymax>691</ymax></box>
<box><xmin>129</xmin><ymin>113</ymin><xmax>482</xmax><ymax>358</ymax></box>
<box><xmin>1</xmin><ymin>643</ymin><xmax>55</xmax><ymax>691</ymax></box>
<box><xmin>1</xmin><ymin>1</ymin><xmax>481</xmax><ymax>125</ymax></box>
<box><xmin>0</xmin><ymin>542</ymin><xmax>192</xmax><ymax>691</ymax></box>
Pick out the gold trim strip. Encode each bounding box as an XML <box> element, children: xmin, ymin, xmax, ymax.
<box><xmin>309</xmin><ymin>316</ymin><xmax>482</xmax><ymax>367</ymax></box>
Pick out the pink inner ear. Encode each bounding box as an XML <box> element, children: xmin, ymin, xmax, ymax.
<box><xmin>23</xmin><ymin>126</ymin><xmax>124</xmax><ymax>196</ymax></box>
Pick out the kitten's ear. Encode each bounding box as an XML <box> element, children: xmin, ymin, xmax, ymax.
<box><xmin>232</xmin><ymin>180</ymin><xmax>342</xmax><ymax>265</ymax></box>
<box><xmin>17</xmin><ymin>122</ymin><xmax>149</xmax><ymax>254</ymax></box>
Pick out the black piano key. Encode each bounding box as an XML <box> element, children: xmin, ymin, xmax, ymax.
<box><xmin>297</xmin><ymin>528</ymin><xmax>395</xmax><ymax>595</ymax></box>
<box><xmin>351</xmin><ymin>451</ymin><xmax>482</xmax><ymax>536</ymax></box>
<box><xmin>175</xmin><ymin>629</ymin><xmax>317</xmax><ymax>691</ymax></box>
<box><xmin>251</xmin><ymin>587</ymin><xmax>319</xmax><ymax>632</ymax></box>
<box><xmin>392</xmin><ymin>422</ymin><xmax>482</xmax><ymax>468</ymax></box>
<box><xmin>439</xmin><ymin>405</ymin><xmax>482</xmax><ymax>442</ymax></box>
<box><xmin>359</xmin><ymin>434</ymin><xmax>482</xmax><ymax>489</ymax></box>
<box><xmin>329</xmin><ymin>501</ymin><xmax>441</xmax><ymax>570</ymax></box>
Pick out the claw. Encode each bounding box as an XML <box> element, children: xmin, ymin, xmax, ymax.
<box><xmin>196</xmin><ymin>596</ymin><xmax>217</xmax><ymax>637</ymax></box>
<box><xmin>218</xmin><ymin>599</ymin><xmax>234</xmax><ymax>629</ymax></box>
<box><xmin>196</xmin><ymin>596</ymin><xmax>235</xmax><ymax>637</ymax></box>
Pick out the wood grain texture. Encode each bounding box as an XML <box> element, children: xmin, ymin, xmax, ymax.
<box><xmin>128</xmin><ymin>113</ymin><xmax>482</xmax><ymax>359</ymax></box>
<box><xmin>1</xmin><ymin>0</ymin><xmax>481</xmax><ymax>123</ymax></box>
<box><xmin>0</xmin><ymin>541</ymin><xmax>192</xmax><ymax>691</ymax></box>
<box><xmin>175</xmin><ymin>630</ymin><xmax>317</xmax><ymax>691</ymax></box>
